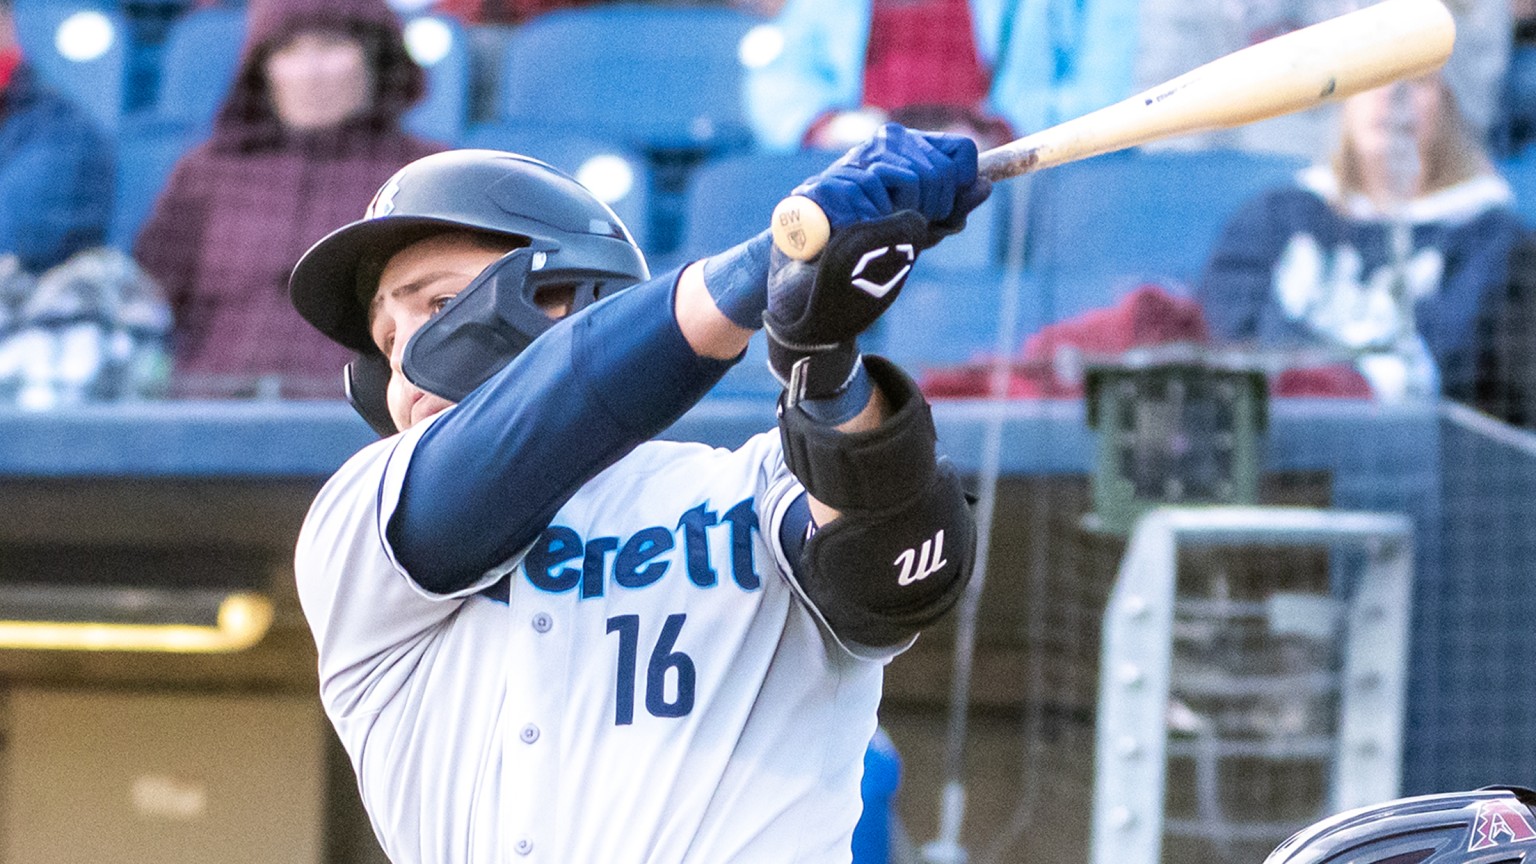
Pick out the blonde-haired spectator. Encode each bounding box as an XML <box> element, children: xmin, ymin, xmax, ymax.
<box><xmin>1198</xmin><ymin>71</ymin><xmax>1524</xmax><ymax>405</ymax></box>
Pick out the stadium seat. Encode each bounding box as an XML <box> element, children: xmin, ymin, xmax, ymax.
<box><xmin>852</xmin><ymin>728</ymin><xmax>902</xmax><ymax>864</ymax></box>
<box><xmin>1022</xmin><ymin>148</ymin><xmax>1307</xmax><ymax>321</ymax></box>
<box><xmin>496</xmin><ymin>4</ymin><xmax>758</xmax><ymax>154</ymax></box>
<box><xmin>150</xmin><ymin>5</ymin><xmax>243</xmax><ymax>129</ymax></box>
<box><xmin>109</xmin><ymin>117</ymin><xmax>200</xmax><ymax>250</ymax></box>
<box><xmin>670</xmin><ymin>149</ymin><xmax>841</xmax><ymax>266</ymax></box>
<box><xmin>871</xmin><ymin>266</ymin><xmax>1018</xmax><ymax>373</ymax></box>
<box><xmin>1500</xmin><ymin>148</ymin><xmax>1536</xmax><ymax>229</ymax></box>
<box><xmin>459</xmin><ymin>122</ymin><xmax>653</xmax><ymax>254</ymax></box>
<box><xmin>1502</xmin><ymin>42</ymin><xmax>1536</xmax><ymax>156</ymax></box>
<box><xmin>400</xmin><ymin>14</ymin><xmax>472</xmax><ymax>144</ymax></box>
<box><xmin>12</xmin><ymin>0</ymin><xmax>128</xmax><ymax>131</ymax></box>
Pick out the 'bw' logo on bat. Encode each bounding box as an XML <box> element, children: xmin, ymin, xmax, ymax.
<box><xmin>895</xmin><ymin>530</ymin><xmax>947</xmax><ymax>586</ymax></box>
<box><xmin>777</xmin><ymin>208</ymin><xmax>808</xmax><ymax>254</ymax></box>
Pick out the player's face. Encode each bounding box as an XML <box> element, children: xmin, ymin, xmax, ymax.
<box><xmin>371</xmin><ymin>233</ymin><xmax>575</xmax><ymax>432</ymax></box>
<box><xmin>371</xmin><ymin>234</ymin><xmax>502</xmax><ymax>431</ymax></box>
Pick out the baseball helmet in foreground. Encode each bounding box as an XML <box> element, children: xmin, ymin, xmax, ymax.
<box><xmin>1266</xmin><ymin>787</ymin><xmax>1536</xmax><ymax>864</ymax></box>
<box><xmin>289</xmin><ymin>149</ymin><xmax>649</xmax><ymax>434</ymax></box>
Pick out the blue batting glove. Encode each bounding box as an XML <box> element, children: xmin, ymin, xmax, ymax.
<box><xmin>792</xmin><ymin>123</ymin><xmax>992</xmax><ymax>248</ymax></box>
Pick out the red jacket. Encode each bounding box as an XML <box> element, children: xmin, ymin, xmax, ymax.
<box><xmin>919</xmin><ymin>284</ymin><xmax>1372</xmax><ymax>399</ymax></box>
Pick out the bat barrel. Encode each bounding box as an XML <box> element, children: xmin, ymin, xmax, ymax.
<box><xmin>977</xmin><ymin>0</ymin><xmax>1455</xmax><ymax>181</ymax></box>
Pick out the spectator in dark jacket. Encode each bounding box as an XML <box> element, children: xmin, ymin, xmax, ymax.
<box><xmin>1198</xmin><ymin>72</ymin><xmax>1525</xmax><ymax>406</ymax></box>
<box><xmin>0</xmin><ymin>0</ymin><xmax>113</xmax><ymax>275</ymax></box>
<box><xmin>135</xmin><ymin>0</ymin><xmax>445</xmax><ymax>398</ymax></box>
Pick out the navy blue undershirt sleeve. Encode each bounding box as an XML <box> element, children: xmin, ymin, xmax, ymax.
<box><xmin>389</xmin><ymin>269</ymin><xmax>740</xmax><ymax>593</ymax></box>
<box><xmin>777</xmin><ymin>491</ymin><xmax>813</xmax><ymax>580</ymax></box>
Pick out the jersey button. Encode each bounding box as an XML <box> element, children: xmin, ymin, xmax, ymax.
<box><xmin>520</xmin><ymin>723</ymin><xmax>540</xmax><ymax>744</ymax></box>
<box><xmin>531</xmin><ymin>612</ymin><xmax>552</xmax><ymax>633</ymax></box>
<box><xmin>515</xmin><ymin>838</ymin><xmax>533</xmax><ymax>856</ymax></box>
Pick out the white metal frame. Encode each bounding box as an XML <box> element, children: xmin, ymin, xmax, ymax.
<box><xmin>1090</xmin><ymin>506</ymin><xmax>1414</xmax><ymax>864</ymax></box>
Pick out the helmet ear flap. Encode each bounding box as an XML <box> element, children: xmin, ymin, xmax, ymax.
<box><xmin>345</xmin><ymin>353</ymin><xmax>398</xmax><ymax>436</ymax></box>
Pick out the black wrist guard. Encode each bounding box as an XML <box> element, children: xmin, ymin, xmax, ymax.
<box><xmin>777</xmin><ymin>355</ymin><xmax>935</xmax><ymax>510</ymax></box>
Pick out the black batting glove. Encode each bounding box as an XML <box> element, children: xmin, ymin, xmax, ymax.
<box><xmin>764</xmin><ymin>210</ymin><xmax>927</xmax><ymax>403</ymax></box>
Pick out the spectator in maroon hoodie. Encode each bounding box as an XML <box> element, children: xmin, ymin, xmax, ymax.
<box><xmin>135</xmin><ymin>0</ymin><xmax>445</xmax><ymax>398</ymax></box>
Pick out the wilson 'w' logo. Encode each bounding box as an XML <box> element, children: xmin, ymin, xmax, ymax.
<box><xmin>894</xmin><ymin>530</ymin><xmax>947</xmax><ymax>586</ymax></box>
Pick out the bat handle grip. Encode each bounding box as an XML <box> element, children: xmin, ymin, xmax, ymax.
<box><xmin>770</xmin><ymin>195</ymin><xmax>832</xmax><ymax>261</ymax></box>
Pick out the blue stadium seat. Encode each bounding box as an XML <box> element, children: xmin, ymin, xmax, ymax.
<box><xmin>12</xmin><ymin>0</ymin><xmax>128</xmax><ymax>131</ymax></box>
<box><xmin>110</xmin><ymin>117</ymin><xmax>200</xmax><ymax>250</ymax></box>
<box><xmin>400</xmin><ymin>14</ymin><xmax>471</xmax><ymax>144</ymax></box>
<box><xmin>852</xmin><ymin>728</ymin><xmax>902</xmax><ymax>864</ymax></box>
<box><xmin>460</xmin><ymin>122</ymin><xmax>652</xmax><ymax>254</ymax></box>
<box><xmin>871</xmin><ymin>266</ymin><xmax>1017</xmax><ymax>374</ymax></box>
<box><xmin>1500</xmin><ymin>149</ymin><xmax>1536</xmax><ymax>229</ymax></box>
<box><xmin>1502</xmin><ymin>42</ymin><xmax>1536</xmax><ymax>156</ymax></box>
<box><xmin>1022</xmin><ymin>148</ymin><xmax>1307</xmax><ymax>321</ymax></box>
<box><xmin>150</xmin><ymin>5</ymin><xmax>243</xmax><ymax>128</ymax></box>
<box><xmin>497</xmin><ymin>5</ymin><xmax>758</xmax><ymax>154</ymax></box>
<box><xmin>671</xmin><ymin>149</ymin><xmax>841</xmax><ymax>267</ymax></box>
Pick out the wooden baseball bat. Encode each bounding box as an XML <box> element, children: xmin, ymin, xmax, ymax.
<box><xmin>770</xmin><ymin>0</ymin><xmax>1456</xmax><ymax>261</ymax></box>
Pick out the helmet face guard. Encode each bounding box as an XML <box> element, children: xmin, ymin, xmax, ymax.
<box><xmin>341</xmin><ymin>239</ymin><xmax>640</xmax><ymax>435</ymax></box>
<box><xmin>402</xmin><ymin>239</ymin><xmax>637</xmax><ymax>404</ymax></box>
<box><xmin>290</xmin><ymin>149</ymin><xmax>649</xmax><ymax>435</ymax></box>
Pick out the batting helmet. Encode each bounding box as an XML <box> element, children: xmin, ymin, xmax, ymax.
<box><xmin>1265</xmin><ymin>787</ymin><xmax>1536</xmax><ymax>864</ymax></box>
<box><xmin>289</xmin><ymin>149</ymin><xmax>649</xmax><ymax>434</ymax></box>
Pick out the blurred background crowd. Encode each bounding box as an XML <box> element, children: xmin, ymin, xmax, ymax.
<box><xmin>4</xmin><ymin>1</ymin><xmax>1536</xmax><ymax>863</ymax></box>
<box><xmin>3</xmin><ymin>0</ymin><xmax>1535</xmax><ymax>416</ymax></box>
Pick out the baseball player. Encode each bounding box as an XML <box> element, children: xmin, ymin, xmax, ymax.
<box><xmin>1264</xmin><ymin>786</ymin><xmax>1536</xmax><ymax>864</ymax></box>
<box><xmin>286</xmin><ymin>123</ymin><xmax>989</xmax><ymax>863</ymax></box>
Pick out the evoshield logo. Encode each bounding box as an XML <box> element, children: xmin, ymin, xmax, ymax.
<box><xmin>850</xmin><ymin>244</ymin><xmax>916</xmax><ymax>298</ymax></box>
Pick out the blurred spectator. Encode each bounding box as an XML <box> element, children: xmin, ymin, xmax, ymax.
<box><xmin>0</xmin><ymin>0</ymin><xmax>113</xmax><ymax>276</ymax></box>
<box><xmin>1135</xmin><ymin>0</ymin><xmax>1511</xmax><ymax>159</ymax></box>
<box><xmin>743</xmin><ymin>0</ymin><xmax>1139</xmax><ymax>152</ymax></box>
<box><xmin>0</xmin><ymin>248</ymin><xmax>172</xmax><ymax>410</ymax></box>
<box><xmin>1197</xmin><ymin>72</ymin><xmax>1525</xmax><ymax>406</ymax></box>
<box><xmin>134</xmin><ymin>0</ymin><xmax>445</xmax><ymax>398</ymax></box>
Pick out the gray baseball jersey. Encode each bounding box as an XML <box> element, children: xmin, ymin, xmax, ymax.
<box><xmin>295</xmin><ymin>413</ymin><xmax>903</xmax><ymax>863</ymax></box>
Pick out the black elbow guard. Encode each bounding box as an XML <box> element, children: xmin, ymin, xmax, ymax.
<box><xmin>779</xmin><ymin>356</ymin><xmax>977</xmax><ymax>647</ymax></box>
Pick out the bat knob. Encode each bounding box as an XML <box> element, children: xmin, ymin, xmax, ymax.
<box><xmin>770</xmin><ymin>195</ymin><xmax>831</xmax><ymax>262</ymax></box>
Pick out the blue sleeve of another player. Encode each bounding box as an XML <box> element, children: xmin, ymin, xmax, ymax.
<box><xmin>389</xmin><ymin>270</ymin><xmax>738</xmax><ymax>594</ymax></box>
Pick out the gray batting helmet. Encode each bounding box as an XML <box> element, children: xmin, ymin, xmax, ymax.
<box><xmin>1266</xmin><ymin>787</ymin><xmax>1536</xmax><ymax>864</ymax></box>
<box><xmin>289</xmin><ymin>149</ymin><xmax>649</xmax><ymax>434</ymax></box>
